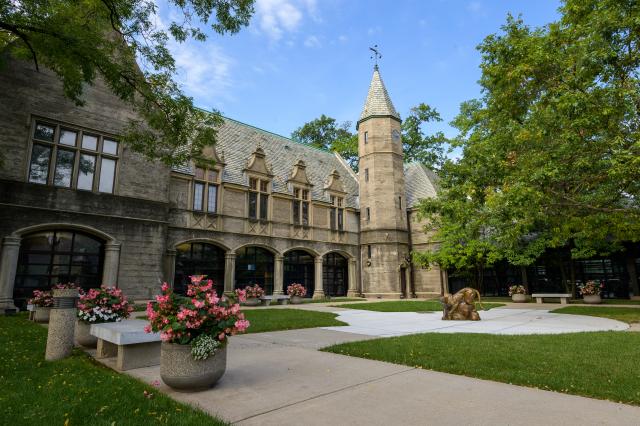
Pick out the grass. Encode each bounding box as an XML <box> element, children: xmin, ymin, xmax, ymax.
<box><xmin>0</xmin><ymin>314</ymin><xmax>226</xmax><ymax>425</ymax></box>
<box><xmin>324</xmin><ymin>332</ymin><xmax>640</xmax><ymax>405</ymax></box>
<box><xmin>241</xmin><ymin>309</ymin><xmax>346</xmax><ymax>333</ymax></box>
<box><xmin>301</xmin><ymin>297</ymin><xmax>367</xmax><ymax>304</ymax></box>
<box><xmin>552</xmin><ymin>306</ymin><xmax>640</xmax><ymax>324</ymax></box>
<box><xmin>571</xmin><ymin>299</ymin><xmax>640</xmax><ymax>306</ymax></box>
<box><xmin>333</xmin><ymin>300</ymin><xmax>505</xmax><ymax>312</ymax></box>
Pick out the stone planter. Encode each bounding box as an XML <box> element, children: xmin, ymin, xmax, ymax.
<box><xmin>160</xmin><ymin>342</ymin><xmax>227</xmax><ymax>391</ymax></box>
<box><xmin>583</xmin><ymin>294</ymin><xmax>602</xmax><ymax>304</ymax></box>
<box><xmin>33</xmin><ymin>306</ymin><xmax>51</xmax><ymax>323</ymax></box>
<box><xmin>290</xmin><ymin>295</ymin><xmax>303</xmax><ymax>304</ymax></box>
<box><xmin>511</xmin><ymin>294</ymin><xmax>527</xmax><ymax>303</ymax></box>
<box><xmin>75</xmin><ymin>320</ymin><xmax>98</xmax><ymax>348</ymax></box>
<box><xmin>244</xmin><ymin>297</ymin><xmax>261</xmax><ymax>307</ymax></box>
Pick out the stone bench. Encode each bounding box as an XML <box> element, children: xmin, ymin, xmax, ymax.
<box><xmin>531</xmin><ymin>293</ymin><xmax>571</xmax><ymax>305</ymax></box>
<box><xmin>260</xmin><ymin>295</ymin><xmax>290</xmax><ymax>306</ymax></box>
<box><xmin>91</xmin><ymin>319</ymin><xmax>161</xmax><ymax>371</ymax></box>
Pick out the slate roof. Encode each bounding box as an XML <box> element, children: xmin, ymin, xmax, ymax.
<box><xmin>359</xmin><ymin>66</ymin><xmax>401</xmax><ymax>123</ymax></box>
<box><xmin>404</xmin><ymin>163</ymin><xmax>439</xmax><ymax>208</ymax></box>
<box><xmin>173</xmin><ymin>117</ymin><xmax>360</xmax><ymax>208</ymax></box>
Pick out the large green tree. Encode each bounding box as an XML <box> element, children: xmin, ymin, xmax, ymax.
<box><xmin>415</xmin><ymin>0</ymin><xmax>640</xmax><ymax>291</ymax></box>
<box><xmin>0</xmin><ymin>0</ymin><xmax>254</xmax><ymax>166</ymax></box>
<box><xmin>292</xmin><ymin>103</ymin><xmax>447</xmax><ymax>172</ymax></box>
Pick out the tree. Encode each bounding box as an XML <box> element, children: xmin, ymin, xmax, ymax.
<box><xmin>415</xmin><ymin>0</ymin><xmax>640</xmax><ymax>293</ymax></box>
<box><xmin>292</xmin><ymin>103</ymin><xmax>447</xmax><ymax>172</ymax></box>
<box><xmin>0</xmin><ymin>0</ymin><xmax>255</xmax><ymax>166</ymax></box>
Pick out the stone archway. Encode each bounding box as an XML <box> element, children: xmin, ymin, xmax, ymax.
<box><xmin>283</xmin><ymin>250</ymin><xmax>315</xmax><ymax>297</ymax></box>
<box><xmin>174</xmin><ymin>242</ymin><xmax>226</xmax><ymax>296</ymax></box>
<box><xmin>235</xmin><ymin>246</ymin><xmax>275</xmax><ymax>295</ymax></box>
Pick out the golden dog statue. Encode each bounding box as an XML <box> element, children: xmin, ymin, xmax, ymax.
<box><xmin>440</xmin><ymin>287</ymin><xmax>482</xmax><ymax>321</ymax></box>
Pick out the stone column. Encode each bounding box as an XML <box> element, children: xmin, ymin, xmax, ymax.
<box><xmin>0</xmin><ymin>236</ymin><xmax>20</xmax><ymax>313</ymax></box>
<box><xmin>273</xmin><ymin>254</ymin><xmax>284</xmax><ymax>295</ymax></box>
<box><xmin>164</xmin><ymin>249</ymin><xmax>177</xmax><ymax>287</ymax></box>
<box><xmin>45</xmin><ymin>288</ymin><xmax>79</xmax><ymax>361</ymax></box>
<box><xmin>101</xmin><ymin>242</ymin><xmax>121</xmax><ymax>286</ymax></box>
<box><xmin>312</xmin><ymin>256</ymin><xmax>325</xmax><ymax>300</ymax></box>
<box><xmin>224</xmin><ymin>252</ymin><xmax>236</xmax><ymax>294</ymax></box>
<box><xmin>347</xmin><ymin>258</ymin><xmax>359</xmax><ymax>297</ymax></box>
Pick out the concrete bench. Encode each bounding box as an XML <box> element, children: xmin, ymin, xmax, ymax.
<box><xmin>260</xmin><ymin>295</ymin><xmax>290</xmax><ymax>306</ymax></box>
<box><xmin>91</xmin><ymin>320</ymin><xmax>161</xmax><ymax>371</ymax></box>
<box><xmin>531</xmin><ymin>293</ymin><xmax>571</xmax><ymax>305</ymax></box>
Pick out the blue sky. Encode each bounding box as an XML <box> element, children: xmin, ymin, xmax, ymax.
<box><xmin>160</xmin><ymin>0</ymin><xmax>561</xmax><ymax>141</ymax></box>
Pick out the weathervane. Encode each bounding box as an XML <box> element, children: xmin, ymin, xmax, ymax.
<box><xmin>369</xmin><ymin>44</ymin><xmax>382</xmax><ymax>69</ymax></box>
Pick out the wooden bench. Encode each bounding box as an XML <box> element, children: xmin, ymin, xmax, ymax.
<box><xmin>91</xmin><ymin>320</ymin><xmax>161</xmax><ymax>371</ymax></box>
<box><xmin>260</xmin><ymin>295</ymin><xmax>290</xmax><ymax>306</ymax></box>
<box><xmin>531</xmin><ymin>293</ymin><xmax>571</xmax><ymax>305</ymax></box>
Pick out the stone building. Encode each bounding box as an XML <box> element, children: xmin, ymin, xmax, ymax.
<box><xmin>0</xmin><ymin>56</ymin><xmax>443</xmax><ymax>311</ymax></box>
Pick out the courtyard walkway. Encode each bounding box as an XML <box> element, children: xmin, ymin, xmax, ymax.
<box><xmin>124</xmin><ymin>307</ymin><xmax>640</xmax><ymax>425</ymax></box>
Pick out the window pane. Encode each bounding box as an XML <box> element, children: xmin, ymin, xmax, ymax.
<box><xmin>338</xmin><ymin>209</ymin><xmax>344</xmax><ymax>231</ymax></box>
<box><xmin>195</xmin><ymin>167</ymin><xmax>205</xmax><ymax>180</ymax></box>
<box><xmin>77</xmin><ymin>154</ymin><xmax>96</xmax><ymax>190</ymax></box>
<box><xmin>102</xmin><ymin>139</ymin><xmax>118</xmax><ymax>155</ymax></box>
<box><xmin>248</xmin><ymin>192</ymin><xmax>257</xmax><ymax>219</ymax></box>
<box><xmin>207</xmin><ymin>185</ymin><xmax>217</xmax><ymax>212</ymax></box>
<box><xmin>98</xmin><ymin>158</ymin><xmax>116</xmax><ymax>193</ymax></box>
<box><xmin>59</xmin><ymin>129</ymin><xmax>77</xmax><ymax>146</ymax></box>
<box><xmin>193</xmin><ymin>182</ymin><xmax>204</xmax><ymax>211</ymax></box>
<box><xmin>249</xmin><ymin>178</ymin><xmax>257</xmax><ymax>190</ymax></box>
<box><xmin>302</xmin><ymin>202</ymin><xmax>309</xmax><ymax>226</ymax></box>
<box><xmin>260</xmin><ymin>181</ymin><xmax>268</xmax><ymax>192</ymax></box>
<box><xmin>34</xmin><ymin>123</ymin><xmax>55</xmax><ymax>142</ymax></box>
<box><xmin>54</xmin><ymin>149</ymin><xmax>75</xmax><ymax>187</ymax></box>
<box><xmin>207</xmin><ymin>169</ymin><xmax>218</xmax><ymax>182</ymax></box>
<box><xmin>28</xmin><ymin>144</ymin><xmax>51</xmax><ymax>184</ymax></box>
<box><xmin>330</xmin><ymin>207</ymin><xmax>336</xmax><ymax>230</ymax></box>
<box><xmin>82</xmin><ymin>134</ymin><xmax>98</xmax><ymax>150</ymax></box>
<box><xmin>293</xmin><ymin>200</ymin><xmax>300</xmax><ymax>224</ymax></box>
<box><xmin>260</xmin><ymin>194</ymin><xmax>269</xmax><ymax>220</ymax></box>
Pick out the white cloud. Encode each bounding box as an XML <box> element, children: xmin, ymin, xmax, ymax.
<box><xmin>304</xmin><ymin>35</ymin><xmax>321</xmax><ymax>48</ymax></box>
<box><xmin>254</xmin><ymin>0</ymin><xmax>318</xmax><ymax>41</ymax></box>
<box><xmin>338</xmin><ymin>35</ymin><xmax>348</xmax><ymax>43</ymax></box>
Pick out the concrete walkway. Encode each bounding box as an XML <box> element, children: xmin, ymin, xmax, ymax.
<box><xmin>124</xmin><ymin>325</ymin><xmax>640</xmax><ymax>425</ymax></box>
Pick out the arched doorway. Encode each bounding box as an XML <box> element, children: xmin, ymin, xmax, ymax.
<box><xmin>284</xmin><ymin>250</ymin><xmax>314</xmax><ymax>297</ymax></box>
<box><xmin>235</xmin><ymin>246</ymin><xmax>274</xmax><ymax>295</ymax></box>
<box><xmin>174</xmin><ymin>242</ymin><xmax>225</xmax><ymax>295</ymax></box>
<box><xmin>14</xmin><ymin>230</ymin><xmax>104</xmax><ymax>308</ymax></box>
<box><xmin>323</xmin><ymin>252</ymin><xmax>348</xmax><ymax>297</ymax></box>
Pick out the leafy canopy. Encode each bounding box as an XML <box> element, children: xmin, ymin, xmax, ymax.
<box><xmin>0</xmin><ymin>0</ymin><xmax>255</xmax><ymax>166</ymax></box>
<box><xmin>415</xmin><ymin>0</ymin><xmax>640</xmax><ymax>273</ymax></box>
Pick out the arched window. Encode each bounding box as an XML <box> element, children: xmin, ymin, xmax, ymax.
<box><xmin>323</xmin><ymin>253</ymin><xmax>348</xmax><ymax>297</ymax></box>
<box><xmin>284</xmin><ymin>250</ymin><xmax>314</xmax><ymax>297</ymax></box>
<box><xmin>174</xmin><ymin>242</ymin><xmax>225</xmax><ymax>295</ymax></box>
<box><xmin>14</xmin><ymin>230</ymin><xmax>104</xmax><ymax>307</ymax></box>
<box><xmin>235</xmin><ymin>247</ymin><xmax>274</xmax><ymax>294</ymax></box>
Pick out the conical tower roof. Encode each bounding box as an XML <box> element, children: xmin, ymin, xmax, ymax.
<box><xmin>358</xmin><ymin>65</ymin><xmax>401</xmax><ymax>124</ymax></box>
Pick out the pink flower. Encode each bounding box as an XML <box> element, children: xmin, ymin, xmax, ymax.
<box><xmin>234</xmin><ymin>319</ymin><xmax>250</xmax><ymax>333</ymax></box>
<box><xmin>144</xmin><ymin>325</ymin><xmax>152</xmax><ymax>333</ymax></box>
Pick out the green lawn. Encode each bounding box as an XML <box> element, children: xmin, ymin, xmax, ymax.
<box><xmin>324</xmin><ymin>332</ymin><xmax>640</xmax><ymax>405</ymax></box>
<box><xmin>552</xmin><ymin>306</ymin><xmax>640</xmax><ymax>324</ymax></box>
<box><xmin>242</xmin><ymin>309</ymin><xmax>346</xmax><ymax>333</ymax></box>
<box><xmin>301</xmin><ymin>297</ymin><xmax>367</xmax><ymax>304</ymax></box>
<box><xmin>572</xmin><ymin>299</ymin><xmax>640</xmax><ymax>306</ymax></box>
<box><xmin>0</xmin><ymin>314</ymin><xmax>226</xmax><ymax>425</ymax></box>
<box><xmin>333</xmin><ymin>300</ymin><xmax>504</xmax><ymax>312</ymax></box>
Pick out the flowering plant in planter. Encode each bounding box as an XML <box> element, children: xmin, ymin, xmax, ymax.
<box><xmin>508</xmin><ymin>285</ymin><xmax>526</xmax><ymax>296</ymax></box>
<box><xmin>52</xmin><ymin>282</ymin><xmax>80</xmax><ymax>290</ymax></box>
<box><xmin>146</xmin><ymin>276</ymin><xmax>250</xmax><ymax>360</ymax></box>
<box><xmin>28</xmin><ymin>290</ymin><xmax>54</xmax><ymax>307</ymax></box>
<box><xmin>238</xmin><ymin>284</ymin><xmax>264</xmax><ymax>299</ymax></box>
<box><xmin>579</xmin><ymin>280</ymin><xmax>604</xmax><ymax>296</ymax></box>
<box><xmin>77</xmin><ymin>287</ymin><xmax>133</xmax><ymax>323</ymax></box>
<box><xmin>287</xmin><ymin>283</ymin><xmax>307</xmax><ymax>297</ymax></box>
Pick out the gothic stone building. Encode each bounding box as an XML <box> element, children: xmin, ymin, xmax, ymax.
<box><xmin>0</xmin><ymin>56</ymin><xmax>444</xmax><ymax>310</ymax></box>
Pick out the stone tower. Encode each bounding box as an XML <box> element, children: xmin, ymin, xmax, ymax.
<box><xmin>357</xmin><ymin>65</ymin><xmax>411</xmax><ymax>298</ymax></box>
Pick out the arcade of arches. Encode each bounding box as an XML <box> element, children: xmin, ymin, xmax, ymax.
<box><xmin>171</xmin><ymin>243</ymin><xmax>355</xmax><ymax>298</ymax></box>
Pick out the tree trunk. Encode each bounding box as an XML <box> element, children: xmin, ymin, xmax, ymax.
<box><xmin>627</xmin><ymin>254</ymin><xmax>639</xmax><ymax>297</ymax></box>
<box><xmin>570</xmin><ymin>259</ymin><xmax>577</xmax><ymax>298</ymax></box>
<box><xmin>521</xmin><ymin>266</ymin><xmax>529</xmax><ymax>294</ymax></box>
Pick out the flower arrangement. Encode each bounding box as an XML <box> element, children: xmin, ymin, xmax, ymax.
<box><xmin>52</xmin><ymin>282</ymin><xmax>80</xmax><ymax>290</ymax></box>
<box><xmin>77</xmin><ymin>287</ymin><xmax>133</xmax><ymax>323</ymax></box>
<box><xmin>28</xmin><ymin>290</ymin><xmax>54</xmax><ymax>307</ymax></box>
<box><xmin>579</xmin><ymin>280</ymin><xmax>604</xmax><ymax>296</ymax></box>
<box><xmin>145</xmin><ymin>276</ymin><xmax>250</xmax><ymax>360</ymax></box>
<box><xmin>508</xmin><ymin>285</ymin><xmax>526</xmax><ymax>296</ymax></box>
<box><xmin>287</xmin><ymin>283</ymin><xmax>307</xmax><ymax>297</ymax></box>
<box><xmin>238</xmin><ymin>284</ymin><xmax>264</xmax><ymax>299</ymax></box>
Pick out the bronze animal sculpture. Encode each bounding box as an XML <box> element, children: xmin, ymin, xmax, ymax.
<box><xmin>440</xmin><ymin>287</ymin><xmax>483</xmax><ymax>321</ymax></box>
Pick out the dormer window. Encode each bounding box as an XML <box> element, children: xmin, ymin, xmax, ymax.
<box><xmin>193</xmin><ymin>166</ymin><xmax>219</xmax><ymax>213</ymax></box>
<box><xmin>248</xmin><ymin>177</ymin><xmax>270</xmax><ymax>220</ymax></box>
<box><xmin>293</xmin><ymin>188</ymin><xmax>310</xmax><ymax>226</ymax></box>
<box><xmin>330</xmin><ymin>195</ymin><xmax>344</xmax><ymax>231</ymax></box>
